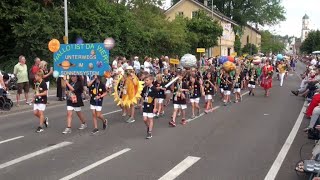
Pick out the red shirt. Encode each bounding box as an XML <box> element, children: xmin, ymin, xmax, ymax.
<box><xmin>31</xmin><ymin>65</ymin><xmax>40</xmax><ymax>75</ymax></box>
<box><xmin>306</xmin><ymin>93</ymin><xmax>320</xmax><ymax>117</ymax></box>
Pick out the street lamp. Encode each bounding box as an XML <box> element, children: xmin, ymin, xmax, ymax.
<box><xmin>64</xmin><ymin>0</ymin><xmax>69</xmax><ymax>44</ymax></box>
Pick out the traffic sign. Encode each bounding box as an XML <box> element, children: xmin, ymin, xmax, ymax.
<box><xmin>196</xmin><ymin>48</ymin><xmax>205</xmax><ymax>53</ymax></box>
<box><xmin>169</xmin><ymin>58</ymin><xmax>180</xmax><ymax>65</ymax></box>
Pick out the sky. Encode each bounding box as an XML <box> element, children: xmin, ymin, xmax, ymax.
<box><xmin>264</xmin><ymin>0</ymin><xmax>320</xmax><ymax>37</ymax></box>
<box><xmin>164</xmin><ymin>0</ymin><xmax>320</xmax><ymax>38</ymax></box>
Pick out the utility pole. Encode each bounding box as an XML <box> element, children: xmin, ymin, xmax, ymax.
<box><xmin>64</xmin><ymin>0</ymin><xmax>69</xmax><ymax>44</ymax></box>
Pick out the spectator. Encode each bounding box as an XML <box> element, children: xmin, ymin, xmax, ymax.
<box><xmin>39</xmin><ymin>60</ymin><xmax>53</xmax><ymax>96</ymax></box>
<box><xmin>143</xmin><ymin>57</ymin><xmax>152</xmax><ymax>74</ymax></box>
<box><xmin>13</xmin><ymin>55</ymin><xmax>31</xmax><ymax>106</ymax></box>
<box><xmin>133</xmin><ymin>56</ymin><xmax>141</xmax><ymax>74</ymax></box>
<box><xmin>29</xmin><ymin>57</ymin><xmax>41</xmax><ymax>85</ymax></box>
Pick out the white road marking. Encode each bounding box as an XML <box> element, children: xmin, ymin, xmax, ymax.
<box><xmin>187</xmin><ymin>106</ymin><xmax>220</xmax><ymax>122</ymax></box>
<box><xmin>158</xmin><ymin>156</ymin><xmax>201</xmax><ymax>180</ymax></box>
<box><xmin>0</xmin><ymin>141</ymin><xmax>72</xmax><ymax>170</ymax></box>
<box><xmin>59</xmin><ymin>148</ymin><xmax>131</xmax><ymax>180</ymax></box>
<box><xmin>102</xmin><ymin>109</ymin><xmax>122</xmax><ymax>115</ymax></box>
<box><xmin>0</xmin><ymin>136</ymin><xmax>24</xmax><ymax>145</ymax></box>
<box><xmin>264</xmin><ymin>101</ymin><xmax>307</xmax><ymax>180</ymax></box>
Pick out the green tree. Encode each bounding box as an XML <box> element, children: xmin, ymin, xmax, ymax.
<box><xmin>260</xmin><ymin>30</ymin><xmax>285</xmax><ymax>54</ymax></box>
<box><xmin>186</xmin><ymin>10</ymin><xmax>223</xmax><ymax>54</ymax></box>
<box><xmin>196</xmin><ymin>0</ymin><xmax>286</xmax><ymax>26</ymax></box>
<box><xmin>234</xmin><ymin>35</ymin><xmax>241</xmax><ymax>55</ymax></box>
<box><xmin>301</xmin><ymin>30</ymin><xmax>320</xmax><ymax>54</ymax></box>
<box><xmin>242</xmin><ymin>43</ymin><xmax>258</xmax><ymax>55</ymax></box>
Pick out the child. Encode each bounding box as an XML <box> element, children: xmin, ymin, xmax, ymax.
<box><xmin>88</xmin><ymin>75</ymin><xmax>108</xmax><ymax>134</ymax></box>
<box><xmin>248</xmin><ymin>69</ymin><xmax>257</xmax><ymax>96</ymax></box>
<box><xmin>170</xmin><ymin>74</ymin><xmax>189</xmax><ymax>127</ymax></box>
<box><xmin>154</xmin><ymin>74</ymin><xmax>166</xmax><ymax>118</ymax></box>
<box><xmin>105</xmin><ymin>74</ymin><xmax>113</xmax><ymax>95</ymax></box>
<box><xmin>204</xmin><ymin>72</ymin><xmax>215</xmax><ymax>113</ymax></box>
<box><xmin>163</xmin><ymin>69</ymin><xmax>172</xmax><ymax>107</ymax></box>
<box><xmin>233</xmin><ymin>72</ymin><xmax>242</xmax><ymax>102</ymax></box>
<box><xmin>33</xmin><ymin>71</ymin><xmax>48</xmax><ymax>133</ymax></box>
<box><xmin>141</xmin><ymin>75</ymin><xmax>157</xmax><ymax>139</ymax></box>
<box><xmin>223</xmin><ymin>73</ymin><xmax>232</xmax><ymax>106</ymax></box>
<box><xmin>189</xmin><ymin>75</ymin><xmax>202</xmax><ymax>118</ymax></box>
<box><xmin>219</xmin><ymin>69</ymin><xmax>225</xmax><ymax>100</ymax></box>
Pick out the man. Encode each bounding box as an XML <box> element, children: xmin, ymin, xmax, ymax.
<box><xmin>14</xmin><ymin>55</ymin><xmax>31</xmax><ymax>106</ymax></box>
<box><xmin>29</xmin><ymin>57</ymin><xmax>41</xmax><ymax>86</ymax></box>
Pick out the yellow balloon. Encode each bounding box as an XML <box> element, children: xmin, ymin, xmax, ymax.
<box><xmin>223</xmin><ymin>61</ymin><xmax>236</xmax><ymax>73</ymax></box>
<box><xmin>48</xmin><ymin>39</ymin><xmax>60</xmax><ymax>53</ymax></box>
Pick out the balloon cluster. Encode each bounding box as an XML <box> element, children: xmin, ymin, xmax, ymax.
<box><xmin>277</xmin><ymin>54</ymin><xmax>283</xmax><ymax>61</ymax></box>
<box><xmin>252</xmin><ymin>56</ymin><xmax>261</xmax><ymax>65</ymax></box>
<box><xmin>219</xmin><ymin>56</ymin><xmax>236</xmax><ymax>72</ymax></box>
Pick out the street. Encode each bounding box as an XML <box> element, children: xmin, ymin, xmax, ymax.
<box><xmin>0</xmin><ymin>62</ymin><xmax>308</xmax><ymax>180</ymax></box>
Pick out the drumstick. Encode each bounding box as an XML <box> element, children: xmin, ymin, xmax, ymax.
<box><xmin>165</xmin><ymin>77</ymin><xmax>179</xmax><ymax>88</ymax></box>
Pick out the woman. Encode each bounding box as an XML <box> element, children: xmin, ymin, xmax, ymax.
<box><xmin>261</xmin><ymin>60</ymin><xmax>274</xmax><ymax>97</ymax></box>
<box><xmin>277</xmin><ymin>60</ymin><xmax>286</xmax><ymax>87</ymax></box>
<box><xmin>39</xmin><ymin>61</ymin><xmax>53</xmax><ymax>96</ymax></box>
<box><xmin>62</xmin><ymin>75</ymin><xmax>87</xmax><ymax>134</ymax></box>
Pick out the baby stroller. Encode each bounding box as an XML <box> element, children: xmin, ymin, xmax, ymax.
<box><xmin>0</xmin><ymin>89</ymin><xmax>13</xmax><ymax>111</ymax></box>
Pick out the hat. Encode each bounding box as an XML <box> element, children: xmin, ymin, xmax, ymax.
<box><xmin>126</xmin><ymin>66</ymin><xmax>134</xmax><ymax>70</ymax></box>
<box><xmin>134</xmin><ymin>56</ymin><xmax>138</xmax><ymax>60</ymax></box>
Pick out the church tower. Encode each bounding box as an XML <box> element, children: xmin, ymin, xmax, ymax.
<box><xmin>301</xmin><ymin>14</ymin><xmax>310</xmax><ymax>42</ymax></box>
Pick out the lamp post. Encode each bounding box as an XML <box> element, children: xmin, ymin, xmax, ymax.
<box><xmin>64</xmin><ymin>0</ymin><xmax>69</xmax><ymax>44</ymax></box>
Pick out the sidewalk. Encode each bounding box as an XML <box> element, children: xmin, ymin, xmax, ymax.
<box><xmin>1</xmin><ymin>88</ymin><xmax>61</xmax><ymax>115</ymax></box>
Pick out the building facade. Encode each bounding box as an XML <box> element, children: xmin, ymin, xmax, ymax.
<box><xmin>165</xmin><ymin>0</ymin><xmax>261</xmax><ymax>57</ymax></box>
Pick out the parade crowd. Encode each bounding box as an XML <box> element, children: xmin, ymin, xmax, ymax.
<box><xmin>0</xmin><ymin>54</ymin><xmax>299</xmax><ymax>139</ymax></box>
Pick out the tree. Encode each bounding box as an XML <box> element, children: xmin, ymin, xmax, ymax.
<box><xmin>185</xmin><ymin>10</ymin><xmax>223</xmax><ymax>54</ymax></box>
<box><xmin>196</xmin><ymin>0</ymin><xmax>286</xmax><ymax>26</ymax></box>
<box><xmin>301</xmin><ymin>30</ymin><xmax>320</xmax><ymax>54</ymax></box>
<box><xmin>234</xmin><ymin>35</ymin><xmax>241</xmax><ymax>55</ymax></box>
<box><xmin>260</xmin><ymin>30</ymin><xmax>285</xmax><ymax>54</ymax></box>
<box><xmin>242</xmin><ymin>43</ymin><xmax>258</xmax><ymax>55</ymax></box>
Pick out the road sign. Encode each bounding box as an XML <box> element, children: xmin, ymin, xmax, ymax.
<box><xmin>196</xmin><ymin>48</ymin><xmax>205</xmax><ymax>53</ymax></box>
<box><xmin>53</xmin><ymin>43</ymin><xmax>110</xmax><ymax>76</ymax></box>
<box><xmin>170</xmin><ymin>58</ymin><xmax>180</xmax><ymax>65</ymax></box>
<box><xmin>231</xmin><ymin>52</ymin><xmax>237</xmax><ymax>57</ymax></box>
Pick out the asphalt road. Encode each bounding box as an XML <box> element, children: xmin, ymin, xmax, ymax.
<box><xmin>0</xmin><ymin>62</ymin><xmax>309</xmax><ymax>180</ymax></box>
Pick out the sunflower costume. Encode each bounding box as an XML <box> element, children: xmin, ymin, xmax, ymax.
<box><xmin>113</xmin><ymin>74</ymin><xmax>144</xmax><ymax>107</ymax></box>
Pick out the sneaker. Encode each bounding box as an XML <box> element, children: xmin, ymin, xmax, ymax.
<box><xmin>44</xmin><ymin>117</ymin><xmax>49</xmax><ymax>128</ymax></box>
<box><xmin>26</xmin><ymin>101</ymin><xmax>32</xmax><ymax>105</ymax></box>
<box><xmin>197</xmin><ymin>110</ymin><xmax>201</xmax><ymax>116</ymax></box>
<box><xmin>239</xmin><ymin>96</ymin><xmax>242</xmax><ymax>102</ymax></box>
<box><xmin>155</xmin><ymin>114</ymin><xmax>159</xmax><ymax>119</ymax></box>
<box><xmin>78</xmin><ymin>123</ymin><xmax>87</xmax><ymax>130</ymax></box>
<box><xmin>204</xmin><ymin>110</ymin><xmax>209</xmax><ymax>114</ymax></box>
<box><xmin>181</xmin><ymin>119</ymin><xmax>187</xmax><ymax>125</ymax></box>
<box><xmin>224</xmin><ymin>102</ymin><xmax>227</xmax><ymax>106</ymax></box>
<box><xmin>177</xmin><ymin>112</ymin><xmax>181</xmax><ymax>116</ymax></box>
<box><xmin>62</xmin><ymin>128</ymin><xmax>72</xmax><ymax>134</ymax></box>
<box><xmin>191</xmin><ymin>115</ymin><xmax>196</xmax><ymax>119</ymax></box>
<box><xmin>160</xmin><ymin>112</ymin><xmax>165</xmax><ymax>116</ymax></box>
<box><xmin>169</xmin><ymin>121</ymin><xmax>176</xmax><ymax>127</ymax></box>
<box><xmin>126</xmin><ymin>117</ymin><xmax>135</xmax><ymax>123</ymax></box>
<box><xmin>234</xmin><ymin>100</ymin><xmax>238</xmax><ymax>103</ymax></box>
<box><xmin>122</xmin><ymin>112</ymin><xmax>127</xmax><ymax>117</ymax></box>
<box><xmin>91</xmin><ymin>128</ymin><xmax>99</xmax><ymax>134</ymax></box>
<box><xmin>146</xmin><ymin>132</ymin><xmax>152</xmax><ymax>139</ymax></box>
<box><xmin>249</xmin><ymin>91</ymin><xmax>251</xmax><ymax>95</ymax></box>
<box><xmin>291</xmin><ymin>90</ymin><xmax>298</xmax><ymax>96</ymax></box>
<box><xmin>252</xmin><ymin>93</ymin><xmax>255</xmax><ymax>96</ymax></box>
<box><xmin>103</xmin><ymin>119</ymin><xmax>107</xmax><ymax>130</ymax></box>
<box><xmin>36</xmin><ymin>126</ymin><xmax>44</xmax><ymax>133</ymax></box>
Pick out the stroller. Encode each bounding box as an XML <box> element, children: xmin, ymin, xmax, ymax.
<box><xmin>0</xmin><ymin>89</ymin><xmax>13</xmax><ymax>111</ymax></box>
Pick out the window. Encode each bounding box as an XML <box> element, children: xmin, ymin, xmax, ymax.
<box><xmin>177</xmin><ymin>11</ymin><xmax>184</xmax><ymax>16</ymax></box>
<box><xmin>192</xmin><ymin>11</ymin><xmax>199</xmax><ymax>18</ymax></box>
<box><xmin>247</xmin><ymin>35</ymin><xmax>250</xmax><ymax>44</ymax></box>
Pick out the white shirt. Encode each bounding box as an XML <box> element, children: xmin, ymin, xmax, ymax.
<box><xmin>105</xmin><ymin>77</ymin><xmax>113</xmax><ymax>88</ymax></box>
<box><xmin>112</xmin><ymin>60</ymin><xmax>118</xmax><ymax>69</ymax></box>
<box><xmin>116</xmin><ymin>67</ymin><xmax>124</xmax><ymax>76</ymax></box>
<box><xmin>133</xmin><ymin>60</ymin><xmax>140</xmax><ymax>70</ymax></box>
<box><xmin>144</xmin><ymin>61</ymin><xmax>152</xmax><ymax>73</ymax></box>
<box><xmin>122</xmin><ymin>63</ymin><xmax>129</xmax><ymax>70</ymax></box>
<box><xmin>311</xmin><ymin>59</ymin><xmax>317</xmax><ymax>66</ymax></box>
<box><xmin>163</xmin><ymin>61</ymin><xmax>168</xmax><ymax>69</ymax></box>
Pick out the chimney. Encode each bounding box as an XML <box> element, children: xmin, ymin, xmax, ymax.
<box><xmin>204</xmin><ymin>0</ymin><xmax>208</xmax><ymax>6</ymax></box>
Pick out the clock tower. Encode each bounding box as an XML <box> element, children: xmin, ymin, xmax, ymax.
<box><xmin>301</xmin><ymin>14</ymin><xmax>310</xmax><ymax>42</ymax></box>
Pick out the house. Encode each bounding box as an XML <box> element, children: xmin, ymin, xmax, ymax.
<box><xmin>165</xmin><ymin>0</ymin><xmax>261</xmax><ymax>56</ymax></box>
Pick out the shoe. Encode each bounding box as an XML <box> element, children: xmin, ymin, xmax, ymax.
<box><xmin>44</xmin><ymin>117</ymin><xmax>49</xmax><ymax>128</ymax></box>
<box><xmin>239</xmin><ymin>96</ymin><xmax>242</xmax><ymax>102</ymax></box>
<box><xmin>291</xmin><ymin>90</ymin><xmax>298</xmax><ymax>96</ymax></box>
<box><xmin>36</xmin><ymin>126</ymin><xmax>44</xmax><ymax>133</ymax></box>
<box><xmin>26</xmin><ymin>101</ymin><xmax>32</xmax><ymax>105</ymax></box>
<box><xmin>234</xmin><ymin>100</ymin><xmax>238</xmax><ymax>103</ymax></box>
<box><xmin>197</xmin><ymin>110</ymin><xmax>200</xmax><ymax>116</ymax></box>
<box><xmin>204</xmin><ymin>110</ymin><xmax>209</xmax><ymax>114</ymax></box>
<box><xmin>249</xmin><ymin>91</ymin><xmax>251</xmax><ymax>95</ymax></box>
<box><xmin>160</xmin><ymin>112</ymin><xmax>165</xmax><ymax>117</ymax></box>
<box><xmin>91</xmin><ymin>128</ymin><xmax>99</xmax><ymax>134</ymax></box>
<box><xmin>224</xmin><ymin>102</ymin><xmax>227</xmax><ymax>106</ymax></box>
<box><xmin>122</xmin><ymin>112</ymin><xmax>127</xmax><ymax>117</ymax></box>
<box><xmin>177</xmin><ymin>112</ymin><xmax>181</xmax><ymax>116</ymax></box>
<box><xmin>181</xmin><ymin>119</ymin><xmax>187</xmax><ymax>125</ymax></box>
<box><xmin>78</xmin><ymin>123</ymin><xmax>87</xmax><ymax>130</ymax></box>
<box><xmin>155</xmin><ymin>114</ymin><xmax>159</xmax><ymax>119</ymax></box>
<box><xmin>62</xmin><ymin>128</ymin><xmax>72</xmax><ymax>134</ymax></box>
<box><xmin>191</xmin><ymin>115</ymin><xmax>196</xmax><ymax>119</ymax></box>
<box><xmin>146</xmin><ymin>132</ymin><xmax>152</xmax><ymax>139</ymax></box>
<box><xmin>126</xmin><ymin>117</ymin><xmax>135</xmax><ymax>123</ymax></box>
<box><xmin>252</xmin><ymin>93</ymin><xmax>255</xmax><ymax>96</ymax></box>
<box><xmin>103</xmin><ymin>119</ymin><xmax>107</xmax><ymax>130</ymax></box>
<box><xmin>169</xmin><ymin>121</ymin><xmax>176</xmax><ymax>127</ymax></box>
